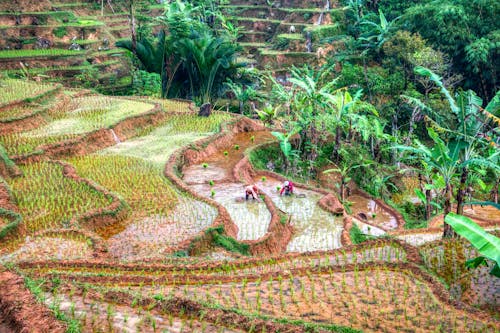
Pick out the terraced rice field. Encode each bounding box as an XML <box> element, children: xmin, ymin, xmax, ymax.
<box><xmin>0</xmin><ymin>79</ymin><xmax>499</xmax><ymax>333</ymax></box>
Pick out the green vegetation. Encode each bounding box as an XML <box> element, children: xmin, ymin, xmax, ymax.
<box><xmin>9</xmin><ymin>162</ymin><xmax>112</xmax><ymax>234</ymax></box>
<box><xmin>0</xmin><ymin>1</ymin><xmax>498</xmax><ymax>332</ymax></box>
<box><xmin>205</xmin><ymin>225</ymin><xmax>250</xmax><ymax>255</ymax></box>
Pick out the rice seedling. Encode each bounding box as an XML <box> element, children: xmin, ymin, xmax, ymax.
<box><xmin>8</xmin><ymin>161</ymin><xmax>111</xmax><ymax>234</ymax></box>
<box><xmin>0</xmin><ymin>78</ymin><xmax>58</xmax><ymax>107</ymax></box>
<box><xmin>0</xmin><ymin>48</ymin><xmax>86</xmax><ymax>59</ymax></box>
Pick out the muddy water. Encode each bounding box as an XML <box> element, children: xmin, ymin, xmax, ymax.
<box><xmin>182</xmin><ymin>132</ymin><xmax>274</xmax><ymax>241</ymax></box>
<box><xmin>254</xmin><ymin>177</ymin><xmax>343</xmax><ymax>252</ymax></box>
<box><xmin>182</xmin><ymin>131</ymin><xmax>274</xmax><ymax>185</ymax></box>
<box><xmin>190</xmin><ymin>183</ymin><xmax>271</xmax><ymax>240</ymax></box>
<box><xmin>348</xmin><ymin>195</ymin><xmax>398</xmax><ymax>230</ymax></box>
<box><xmin>353</xmin><ymin>219</ymin><xmax>386</xmax><ymax>237</ymax></box>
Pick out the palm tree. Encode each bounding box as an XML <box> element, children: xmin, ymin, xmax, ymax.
<box><xmin>116</xmin><ymin>30</ymin><xmax>179</xmax><ymax>98</ymax></box>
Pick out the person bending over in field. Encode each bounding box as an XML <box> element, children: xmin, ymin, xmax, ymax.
<box><xmin>245</xmin><ymin>185</ymin><xmax>261</xmax><ymax>201</ymax></box>
<box><xmin>280</xmin><ymin>180</ymin><xmax>294</xmax><ymax>196</ymax></box>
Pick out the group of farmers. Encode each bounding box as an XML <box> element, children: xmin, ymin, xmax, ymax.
<box><xmin>244</xmin><ymin>180</ymin><xmax>294</xmax><ymax>202</ymax></box>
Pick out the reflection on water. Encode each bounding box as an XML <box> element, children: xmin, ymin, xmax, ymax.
<box><xmin>190</xmin><ymin>183</ymin><xmax>271</xmax><ymax>241</ymax></box>
<box><xmin>255</xmin><ymin>177</ymin><xmax>343</xmax><ymax>252</ymax></box>
<box><xmin>348</xmin><ymin>195</ymin><xmax>398</xmax><ymax>230</ymax></box>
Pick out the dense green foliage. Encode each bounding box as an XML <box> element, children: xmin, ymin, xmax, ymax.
<box><xmin>117</xmin><ymin>0</ymin><xmax>243</xmax><ymax>103</ymax></box>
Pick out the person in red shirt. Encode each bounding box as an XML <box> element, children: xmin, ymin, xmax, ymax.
<box><xmin>280</xmin><ymin>180</ymin><xmax>294</xmax><ymax>196</ymax></box>
<box><xmin>245</xmin><ymin>184</ymin><xmax>261</xmax><ymax>201</ymax></box>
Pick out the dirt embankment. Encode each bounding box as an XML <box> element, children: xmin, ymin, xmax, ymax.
<box><xmin>0</xmin><ymin>0</ymin><xmax>51</xmax><ymax>12</ymax></box>
<box><xmin>0</xmin><ymin>266</ymin><xmax>66</xmax><ymax>333</ymax></box>
<box><xmin>33</xmin><ymin>260</ymin><xmax>500</xmax><ymax>329</ymax></box>
<box><xmin>16</xmin><ymin>238</ymin><xmax>413</xmax><ymax>272</ymax></box>
<box><xmin>0</xmin><ymin>88</ymin><xmax>66</xmax><ymax>135</ymax></box>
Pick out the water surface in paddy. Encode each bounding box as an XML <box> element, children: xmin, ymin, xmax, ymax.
<box><xmin>182</xmin><ymin>131</ymin><xmax>274</xmax><ymax>183</ymax></box>
<box><xmin>348</xmin><ymin>195</ymin><xmax>398</xmax><ymax>230</ymax></box>
<box><xmin>190</xmin><ymin>183</ymin><xmax>271</xmax><ymax>241</ymax></box>
<box><xmin>254</xmin><ymin>177</ymin><xmax>343</xmax><ymax>252</ymax></box>
<box><xmin>181</xmin><ymin>131</ymin><xmax>274</xmax><ymax>241</ymax></box>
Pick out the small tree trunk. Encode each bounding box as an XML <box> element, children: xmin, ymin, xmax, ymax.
<box><xmin>332</xmin><ymin>126</ymin><xmax>341</xmax><ymax>161</ymax></box>
<box><xmin>425</xmin><ymin>189</ymin><xmax>431</xmax><ymax>220</ymax></box>
<box><xmin>340</xmin><ymin>178</ymin><xmax>345</xmax><ymax>202</ymax></box>
<box><xmin>491</xmin><ymin>178</ymin><xmax>499</xmax><ymax>204</ymax></box>
<box><xmin>239</xmin><ymin>101</ymin><xmax>244</xmax><ymax>114</ymax></box>
<box><xmin>443</xmin><ymin>183</ymin><xmax>457</xmax><ymax>238</ymax></box>
<box><xmin>129</xmin><ymin>0</ymin><xmax>137</xmax><ymax>55</ymax></box>
<box><xmin>456</xmin><ymin>167</ymin><xmax>468</xmax><ymax>215</ymax></box>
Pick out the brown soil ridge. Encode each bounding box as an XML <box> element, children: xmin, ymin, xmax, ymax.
<box><xmin>11</xmin><ymin>103</ymin><xmax>165</xmax><ymax>164</ymax></box>
<box><xmin>64</xmin><ymin>285</ymin><xmax>327</xmax><ymax>333</ymax></box>
<box><xmin>33</xmin><ymin>261</ymin><xmax>499</xmax><ymax>328</ymax></box>
<box><xmin>0</xmin><ymin>88</ymin><xmax>68</xmax><ymax>135</ymax></box>
<box><xmin>0</xmin><ymin>85</ymin><xmax>61</xmax><ymax>112</ymax></box>
<box><xmin>0</xmin><ymin>266</ymin><xmax>66</xmax><ymax>333</ymax></box>
<box><xmin>428</xmin><ymin>211</ymin><xmax>500</xmax><ymax>229</ymax></box>
<box><xmin>18</xmin><ymin>238</ymin><xmax>417</xmax><ymax>274</ymax></box>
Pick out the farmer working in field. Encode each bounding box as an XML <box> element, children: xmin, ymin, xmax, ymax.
<box><xmin>245</xmin><ymin>184</ymin><xmax>261</xmax><ymax>201</ymax></box>
<box><xmin>280</xmin><ymin>180</ymin><xmax>294</xmax><ymax>196</ymax></box>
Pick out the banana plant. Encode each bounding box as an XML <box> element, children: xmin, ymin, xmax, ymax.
<box><xmin>271</xmin><ymin>128</ymin><xmax>301</xmax><ymax>172</ymax></box>
<box><xmin>445</xmin><ymin>213</ymin><xmax>500</xmax><ymax>278</ymax></box>
<box><xmin>256</xmin><ymin>105</ymin><xmax>281</xmax><ymax>126</ymax></box>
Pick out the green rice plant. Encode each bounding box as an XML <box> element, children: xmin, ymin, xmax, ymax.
<box><xmin>0</xmin><ymin>78</ymin><xmax>57</xmax><ymax>107</ymax></box>
<box><xmin>69</xmin><ymin>155</ymin><xmax>178</xmax><ymax>220</ymax></box>
<box><xmin>9</xmin><ymin>161</ymin><xmax>111</xmax><ymax>235</ymax></box>
<box><xmin>0</xmin><ymin>48</ymin><xmax>85</xmax><ymax>59</ymax></box>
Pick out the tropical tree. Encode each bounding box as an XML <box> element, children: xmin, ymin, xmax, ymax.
<box><xmin>268</xmin><ymin>65</ymin><xmax>338</xmax><ymax>162</ymax></box>
<box><xmin>324</xmin><ymin>152</ymin><xmax>373</xmax><ymax>202</ymax></box>
<box><xmin>117</xmin><ymin>0</ymin><xmax>242</xmax><ymax>102</ymax></box>
<box><xmin>359</xmin><ymin>9</ymin><xmax>400</xmax><ymax>53</ymax></box>
<box><xmin>412</xmin><ymin>66</ymin><xmax>500</xmax><ymax>216</ymax></box>
<box><xmin>271</xmin><ymin>128</ymin><xmax>300</xmax><ymax>172</ymax></box>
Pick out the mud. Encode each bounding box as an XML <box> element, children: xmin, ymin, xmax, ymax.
<box><xmin>0</xmin><ymin>266</ymin><xmax>66</xmax><ymax>333</ymax></box>
<box><xmin>254</xmin><ymin>176</ymin><xmax>343</xmax><ymax>252</ymax></box>
<box><xmin>348</xmin><ymin>192</ymin><xmax>400</xmax><ymax>230</ymax></box>
<box><xmin>190</xmin><ymin>183</ymin><xmax>271</xmax><ymax>241</ymax></box>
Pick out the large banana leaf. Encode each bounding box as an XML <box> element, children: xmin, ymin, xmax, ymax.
<box><xmin>444</xmin><ymin>213</ymin><xmax>500</xmax><ymax>277</ymax></box>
